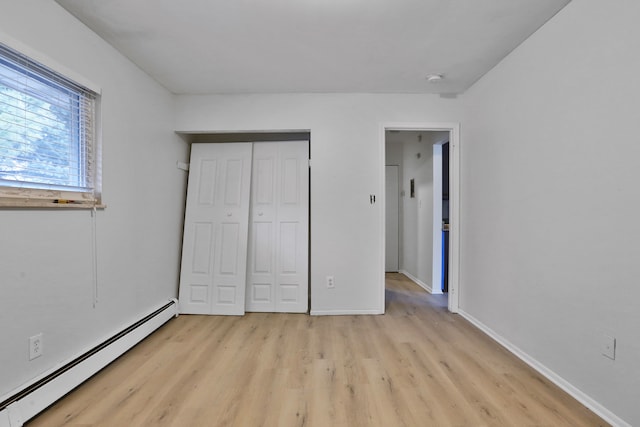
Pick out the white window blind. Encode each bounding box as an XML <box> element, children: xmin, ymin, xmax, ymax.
<box><xmin>0</xmin><ymin>42</ymin><xmax>99</xmax><ymax>206</ymax></box>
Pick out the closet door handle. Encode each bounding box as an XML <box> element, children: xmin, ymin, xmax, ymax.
<box><xmin>258</xmin><ymin>212</ymin><xmax>264</xmax><ymax>216</ymax></box>
<box><xmin>227</xmin><ymin>212</ymin><xmax>232</xmax><ymax>217</ymax></box>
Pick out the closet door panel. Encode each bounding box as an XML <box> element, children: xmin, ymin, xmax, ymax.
<box><xmin>275</xmin><ymin>142</ymin><xmax>309</xmax><ymax>312</ymax></box>
<box><xmin>246</xmin><ymin>143</ymin><xmax>277</xmax><ymax>311</ymax></box>
<box><xmin>279</xmin><ymin>222</ymin><xmax>298</xmax><ymax>274</ymax></box>
<box><xmin>192</xmin><ymin>222</ymin><xmax>214</xmax><ymax>274</ymax></box>
<box><xmin>179</xmin><ymin>143</ymin><xmax>252</xmax><ymax>315</ymax></box>
<box><xmin>247</xmin><ymin>141</ymin><xmax>308</xmax><ymax>313</ymax></box>
<box><xmin>253</xmin><ymin>222</ymin><xmax>273</xmax><ymax>273</ymax></box>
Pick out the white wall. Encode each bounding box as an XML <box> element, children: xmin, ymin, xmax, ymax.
<box><xmin>174</xmin><ymin>94</ymin><xmax>463</xmax><ymax>314</ymax></box>
<box><xmin>401</xmin><ymin>136</ymin><xmax>433</xmax><ymax>288</ymax></box>
<box><xmin>385</xmin><ymin>143</ymin><xmax>403</xmax><ymax>271</ymax></box>
<box><xmin>385</xmin><ymin>139</ymin><xmax>404</xmax><ymax>270</ymax></box>
<box><xmin>460</xmin><ymin>0</ymin><xmax>640</xmax><ymax>424</ymax></box>
<box><xmin>0</xmin><ymin>1</ymin><xmax>188</xmax><ymax>398</ymax></box>
<box><xmin>385</xmin><ymin>139</ymin><xmax>403</xmax><ymax>166</ymax></box>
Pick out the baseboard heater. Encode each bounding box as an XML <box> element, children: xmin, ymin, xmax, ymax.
<box><xmin>0</xmin><ymin>299</ymin><xmax>178</xmax><ymax>427</ymax></box>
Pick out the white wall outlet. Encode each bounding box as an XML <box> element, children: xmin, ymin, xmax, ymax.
<box><xmin>326</xmin><ymin>276</ymin><xmax>335</xmax><ymax>289</ymax></box>
<box><xmin>600</xmin><ymin>334</ymin><xmax>616</xmax><ymax>360</ymax></box>
<box><xmin>29</xmin><ymin>333</ymin><xmax>43</xmax><ymax>360</ymax></box>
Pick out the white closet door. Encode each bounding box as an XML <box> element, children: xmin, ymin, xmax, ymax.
<box><xmin>246</xmin><ymin>141</ymin><xmax>309</xmax><ymax>313</ymax></box>
<box><xmin>179</xmin><ymin>143</ymin><xmax>252</xmax><ymax>315</ymax></box>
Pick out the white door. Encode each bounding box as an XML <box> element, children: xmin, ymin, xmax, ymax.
<box><xmin>385</xmin><ymin>165</ymin><xmax>399</xmax><ymax>272</ymax></box>
<box><xmin>179</xmin><ymin>143</ymin><xmax>252</xmax><ymax>315</ymax></box>
<box><xmin>246</xmin><ymin>141</ymin><xmax>309</xmax><ymax>313</ymax></box>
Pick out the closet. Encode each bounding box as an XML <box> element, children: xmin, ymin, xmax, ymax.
<box><xmin>178</xmin><ymin>140</ymin><xmax>309</xmax><ymax>315</ymax></box>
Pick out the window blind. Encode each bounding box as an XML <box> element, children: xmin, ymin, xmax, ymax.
<box><xmin>0</xmin><ymin>43</ymin><xmax>98</xmax><ymax>201</ymax></box>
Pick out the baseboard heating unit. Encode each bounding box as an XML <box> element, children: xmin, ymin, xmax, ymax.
<box><xmin>0</xmin><ymin>299</ymin><xmax>178</xmax><ymax>427</ymax></box>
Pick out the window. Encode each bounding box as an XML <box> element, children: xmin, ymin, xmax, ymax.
<box><xmin>0</xmin><ymin>42</ymin><xmax>100</xmax><ymax>208</ymax></box>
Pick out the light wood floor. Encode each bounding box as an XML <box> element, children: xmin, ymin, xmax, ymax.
<box><xmin>28</xmin><ymin>273</ymin><xmax>607</xmax><ymax>426</ymax></box>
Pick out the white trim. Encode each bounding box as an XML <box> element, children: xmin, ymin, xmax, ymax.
<box><xmin>380</xmin><ymin>122</ymin><xmax>460</xmax><ymax>314</ymax></box>
<box><xmin>458</xmin><ymin>309</ymin><xmax>631</xmax><ymax>427</ymax></box>
<box><xmin>310</xmin><ymin>309</ymin><xmax>383</xmax><ymax>316</ymax></box>
<box><xmin>400</xmin><ymin>269</ymin><xmax>442</xmax><ymax>294</ymax></box>
<box><xmin>448</xmin><ymin>124</ymin><xmax>460</xmax><ymax>314</ymax></box>
<box><xmin>0</xmin><ymin>299</ymin><xmax>178</xmax><ymax>427</ymax></box>
<box><xmin>379</xmin><ymin>124</ymin><xmax>387</xmax><ymax>314</ymax></box>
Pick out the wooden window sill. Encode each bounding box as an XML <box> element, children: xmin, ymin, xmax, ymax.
<box><xmin>0</xmin><ymin>199</ymin><xmax>106</xmax><ymax>209</ymax></box>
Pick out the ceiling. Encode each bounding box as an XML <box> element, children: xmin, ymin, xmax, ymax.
<box><xmin>55</xmin><ymin>0</ymin><xmax>570</xmax><ymax>95</ymax></box>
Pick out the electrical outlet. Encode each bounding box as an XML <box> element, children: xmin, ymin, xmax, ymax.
<box><xmin>29</xmin><ymin>333</ymin><xmax>43</xmax><ymax>360</ymax></box>
<box><xmin>326</xmin><ymin>276</ymin><xmax>335</xmax><ymax>289</ymax></box>
<box><xmin>601</xmin><ymin>334</ymin><xmax>616</xmax><ymax>360</ymax></box>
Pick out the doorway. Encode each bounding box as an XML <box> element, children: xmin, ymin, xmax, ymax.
<box><xmin>380</xmin><ymin>123</ymin><xmax>460</xmax><ymax>314</ymax></box>
<box><xmin>432</xmin><ymin>140</ymin><xmax>450</xmax><ymax>294</ymax></box>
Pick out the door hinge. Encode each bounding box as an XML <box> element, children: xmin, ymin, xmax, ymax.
<box><xmin>308</xmin><ymin>159</ymin><xmax>311</xmax><ymax>168</ymax></box>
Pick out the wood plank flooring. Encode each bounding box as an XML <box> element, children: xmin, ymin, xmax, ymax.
<box><xmin>27</xmin><ymin>273</ymin><xmax>608</xmax><ymax>426</ymax></box>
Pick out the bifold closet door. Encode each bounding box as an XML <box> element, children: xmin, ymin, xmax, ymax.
<box><xmin>178</xmin><ymin>143</ymin><xmax>252</xmax><ymax>315</ymax></box>
<box><xmin>246</xmin><ymin>141</ymin><xmax>309</xmax><ymax>313</ymax></box>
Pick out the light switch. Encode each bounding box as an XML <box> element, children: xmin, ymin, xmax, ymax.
<box><xmin>601</xmin><ymin>334</ymin><xmax>616</xmax><ymax>360</ymax></box>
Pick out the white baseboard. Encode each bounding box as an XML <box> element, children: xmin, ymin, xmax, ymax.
<box><xmin>0</xmin><ymin>299</ymin><xmax>178</xmax><ymax>427</ymax></box>
<box><xmin>310</xmin><ymin>309</ymin><xmax>382</xmax><ymax>316</ymax></box>
<box><xmin>399</xmin><ymin>270</ymin><xmax>443</xmax><ymax>294</ymax></box>
<box><xmin>458</xmin><ymin>309</ymin><xmax>631</xmax><ymax>427</ymax></box>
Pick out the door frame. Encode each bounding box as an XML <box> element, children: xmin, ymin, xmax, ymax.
<box><xmin>178</xmin><ymin>131</ymin><xmax>312</xmax><ymax>313</ymax></box>
<box><xmin>379</xmin><ymin>122</ymin><xmax>460</xmax><ymax>313</ymax></box>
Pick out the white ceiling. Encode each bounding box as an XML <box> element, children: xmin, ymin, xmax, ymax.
<box><xmin>56</xmin><ymin>0</ymin><xmax>570</xmax><ymax>95</ymax></box>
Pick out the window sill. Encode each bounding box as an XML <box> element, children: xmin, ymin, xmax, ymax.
<box><xmin>0</xmin><ymin>198</ymin><xmax>106</xmax><ymax>209</ymax></box>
